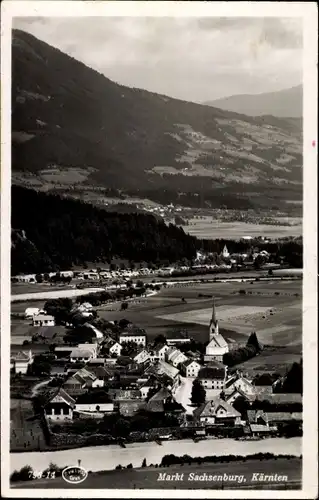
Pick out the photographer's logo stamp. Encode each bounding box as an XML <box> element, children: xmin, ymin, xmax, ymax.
<box><xmin>62</xmin><ymin>466</ymin><xmax>88</xmax><ymax>485</ymax></box>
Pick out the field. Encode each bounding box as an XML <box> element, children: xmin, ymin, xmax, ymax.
<box><xmin>12</xmin><ymin>458</ymin><xmax>302</xmax><ymax>489</ymax></box>
<box><xmin>182</xmin><ymin>217</ymin><xmax>302</xmax><ymax>239</ymax></box>
<box><xmin>98</xmin><ymin>279</ymin><xmax>302</xmax><ymax>373</ymax></box>
<box><xmin>11</xmin><ymin>317</ymin><xmax>66</xmax><ymax>347</ymax></box>
<box><xmin>10</xmin><ymin>398</ymin><xmax>47</xmax><ymax>452</ymax></box>
<box><xmin>10</xmin><ymin>277</ymin><xmax>302</xmax><ymax>373</ymax></box>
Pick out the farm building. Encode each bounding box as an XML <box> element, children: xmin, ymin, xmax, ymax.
<box><xmin>10</xmin><ymin>350</ymin><xmax>34</xmax><ymax>374</ymax></box>
<box><xmin>44</xmin><ymin>388</ymin><xmax>75</xmax><ymax>421</ymax></box>
<box><xmin>33</xmin><ymin>314</ymin><xmax>55</xmax><ymax>327</ymax></box>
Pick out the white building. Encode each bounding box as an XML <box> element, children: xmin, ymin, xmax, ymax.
<box><xmin>70</xmin><ymin>346</ymin><xmax>96</xmax><ymax>363</ymax></box>
<box><xmin>60</xmin><ymin>270</ymin><xmax>74</xmax><ymax>278</ymax></box>
<box><xmin>25</xmin><ymin>307</ymin><xmax>41</xmax><ymax>319</ymax></box>
<box><xmin>109</xmin><ymin>341</ymin><xmax>123</xmax><ymax>357</ymax></box>
<box><xmin>75</xmin><ymin>401</ymin><xmax>114</xmax><ymax>414</ymax></box>
<box><xmin>148</xmin><ymin>343</ymin><xmax>170</xmax><ymax>362</ymax></box>
<box><xmin>166</xmin><ymin>347</ymin><xmax>188</xmax><ymax>368</ymax></box>
<box><xmin>181</xmin><ymin>359</ymin><xmax>201</xmax><ymax>378</ymax></box>
<box><xmin>205</xmin><ymin>298</ymin><xmax>229</xmax><ymax>363</ymax></box>
<box><xmin>33</xmin><ymin>314</ymin><xmax>55</xmax><ymax>327</ymax></box>
<box><xmin>221</xmin><ymin>245</ymin><xmax>230</xmax><ymax>259</ymax></box>
<box><xmin>197</xmin><ymin>363</ymin><xmax>227</xmax><ymax>390</ymax></box>
<box><xmin>134</xmin><ymin>349</ymin><xmax>150</xmax><ymax>364</ymax></box>
<box><xmin>77</xmin><ymin>343</ymin><xmax>98</xmax><ymax>358</ymax></box>
<box><xmin>10</xmin><ymin>350</ymin><xmax>34</xmax><ymax>374</ymax></box>
<box><xmin>119</xmin><ymin>332</ymin><xmax>146</xmax><ymax>347</ymax></box>
<box><xmin>44</xmin><ymin>389</ymin><xmax>75</xmax><ymax>422</ymax></box>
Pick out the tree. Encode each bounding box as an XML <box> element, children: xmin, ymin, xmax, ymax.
<box><xmin>141</xmin><ymin>458</ymin><xmax>147</xmax><ymax>468</ymax></box>
<box><xmin>118</xmin><ymin>318</ymin><xmax>131</xmax><ymax>329</ymax></box>
<box><xmin>254</xmin><ymin>254</ymin><xmax>266</xmax><ymax>270</ymax></box>
<box><xmin>191</xmin><ymin>379</ymin><xmax>206</xmax><ymax>406</ymax></box>
<box><xmin>120</xmin><ymin>302</ymin><xmax>128</xmax><ymax>311</ymax></box>
<box><xmin>154</xmin><ymin>334</ymin><xmax>167</xmax><ymax>345</ymax></box>
<box><xmin>246</xmin><ymin>332</ymin><xmax>263</xmax><ymax>352</ymax></box>
<box><xmin>35</xmin><ymin>273</ymin><xmax>43</xmax><ymax>283</ymax></box>
<box><xmin>44</xmin><ymin>298</ymin><xmax>73</xmax><ymax>325</ymax></box>
<box><xmin>31</xmin><ymin>356</ymin><xmax>52</xmax><ymax>376</ymax></box>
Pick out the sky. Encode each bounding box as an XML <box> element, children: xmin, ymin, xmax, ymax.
<box><xmin>13</xmin><ymin>16</ymin><xmax>303</xmax><ymax>102</ymax></box>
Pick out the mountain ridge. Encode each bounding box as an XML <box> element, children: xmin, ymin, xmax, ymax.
<box><xmin>12</xmin><ymin>29</ymin><xmax>302</xmax><ymax>211</ymax></box>
<box><xmin>204</xmin><ymin>85</ymin><xmax>303</xmax><ymax>118</ymax></box>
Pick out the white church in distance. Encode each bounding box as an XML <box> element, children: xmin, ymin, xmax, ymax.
<box><xmin>204</xmin><ymin>297</ymin><xmax>229</xmax><ymax>363</ymax></box>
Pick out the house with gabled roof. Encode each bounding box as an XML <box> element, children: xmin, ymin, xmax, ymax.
<box><xmin>193</xmin><ymin>397</ymin><xmax>241</xmax><ymax>427</ymax></box>
<box><xmin>146</xmin><ymin>360</ymin><xmax>179</xmax><ymax>381</ymax></box>
<box><xmin>223</xmin><ymin>373</ymin><xmax>256</xmax><ymax>402</ymax></box>
<box><xmin>10</xmin><ymin>350</ymin><xmax>34</xmax><ymax>374</ymax></box>
<box><xmin>134</xmin><ymin>349</ymin><xmax>150</xmax><ymax>365</ymax></box>
<box><xmin>44</xmin><ymin>388</ymin><xmax>75</xmax><ymax>421</ymax></box>
<box><xmin>148</xmin><ymin>343</ymin><xmax>169</xmax><ymax>362</ymax></box>
<box><xmin>33</xmin><ymin>314</ymin><xmax>55</xmax><ymax>327</ymax></box>
<box><xmin>197</xmin><ymin>361</ymin><xmax>227</xmax><ymax>390</ymax></box>
<box><xmin>181</xmin><ymin>359</ymin><xmax>201</xmax><ymax>378</ymax></box>
<box><xmin>86</xmin><ymin>365</ymin><xmax>114</xmax><ymax>387</ymax></box>
<box><xmin>166</xmin><ymin>347</ymin><xmax>188</xmax><ymax>368</ymax></box>
<box><xmin>62</xmin><ymin>374</ymin><xmax>88</xmax><ymax>396</ymax></box>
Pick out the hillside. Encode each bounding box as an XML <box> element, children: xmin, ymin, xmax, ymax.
<box><xmin>204</xmin><ymin>85</ymin><xmax>302</xmax><ymax>118</ymax></box>
<box><xmin>11</xmin><ymin>186</ymin><xmax>198</xmax><ymax>274</ymax></box>
<box><xmin>12</xmin><ymin>29</ymin><xmax>302</xmax><ymax>210</ymax></box>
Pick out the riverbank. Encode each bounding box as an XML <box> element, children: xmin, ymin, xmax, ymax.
<box><xmin>10</xmin><ymin>436</ymin><xmax>301</xmax><ymax>474</ymax></box>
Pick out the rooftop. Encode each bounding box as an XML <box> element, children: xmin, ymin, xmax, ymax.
<box><xmin>198</xmin><ymin>365</ymin><xmax>226</xmax><ymax>380</ymax></box>
<box><xmin>207</xmin><ymin>334</ymin><xmax>228</xmax><ymax>349</ymax></box>
<box><xmin>194</xmin><ymin>397</ymin><xmax>241</xmax><ymax>420</ymax></box>
<box><xmin>33</xmin><ymin>314</ymin><xmax>55</xmax><ymax>321</ymax></box>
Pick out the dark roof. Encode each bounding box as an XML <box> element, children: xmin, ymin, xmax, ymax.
<box><xmin>87</xmin><ymin>366</ymin><xmax>114</xmax><ymax>379</ymax></box>
<box><xmin>76</xmin><ymin>390</ymin><xmax>113</xmax><ymax>404</ymax></box>
<box><xmin>182</xmin><ymin>359</ymin><xmax>200</xmax><ymax>368</ymax></box>
<box><xmin>47</xmin><ymin>388</ymin><xmax>76</xmax><ymax>407</ymax></box>
<box><xmin>146</xmin><ymin>400</ymin><xmax>164</xmax><ymax>413</ymax></box>
<box><xmin>193</xmin><ymin>397</ymin><xmax>241</xmax><ymax>420</ymax></box>
<box><xmin>149</xmin><ymin>387</ymin><xmax>171</xmax><ymax>401</ymax></box>
<box><xmin>256</xmin><ymin>393</ymin><xmax>302</xmax><ymax>405</ymax></box>
<box><xmin>198</xmin><ymin>366</ymin><xmax>225</xmax><ymax>380</ymax></box>
<box><xmin>164</xmin><ymin>399</ymin><xmax>185</xmax><ymax>413</ymax></box>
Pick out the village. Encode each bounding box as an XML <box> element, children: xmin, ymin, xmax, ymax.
<box><xmin>10</xmin><ymin>277</ymin><xmax>302</xmax><ymax>454</ymax></box>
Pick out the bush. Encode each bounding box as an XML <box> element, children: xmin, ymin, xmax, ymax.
<box><xmin>11</xmin><ymin>465</ymin><xmax>34</xmax><ymax>482</ymax></box>
<box><xmin>127</xmin><ymin>463</ymin><xmax>133</xmax><ymax>469</ymax></box>
<box><xmin>238</xmin><ymin>289</ymin><xmax>246</xmax><ymax>295</ymax></box>
<box><xmin>10</xmin><ymin>470</ymin><xmax>21</xmax><ymax>482</ymax></box>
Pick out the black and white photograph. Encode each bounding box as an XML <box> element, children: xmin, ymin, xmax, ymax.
<box><xmin>1</xmin><ymin>1</ymin><xmax>317</xmax><ymax>498</ymax></box>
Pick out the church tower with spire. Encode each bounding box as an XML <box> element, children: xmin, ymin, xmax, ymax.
<box><xmin>209</xmin><ymin>296</ymin><xmax>219</xmax><ymax>340</ymax></box>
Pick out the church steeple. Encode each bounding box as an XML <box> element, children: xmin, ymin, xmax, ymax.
<box><xmin>209</xmin><ymin>296</ymin><xmax>219</xmax><ymax>339</ymax></box>
<box><xmin>211</xmin><ymin>296</ymin><xmax>217</xmax><ymax>325</ymax></box>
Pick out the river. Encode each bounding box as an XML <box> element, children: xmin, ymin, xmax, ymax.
<box><xmin>10</xmin><ymin>437</ymin><xmax>301</xmax><ymax>474</ymax></box>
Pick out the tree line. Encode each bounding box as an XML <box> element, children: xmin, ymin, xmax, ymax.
<box><xmin>11</xmin><ymin>186</ymin><xmax>302</xmax><ymax>275</ymax></box>
<box><xmin>11</xmin><ymin>186</ymin><xmax>198</xmax><ymax>274</ymax></box>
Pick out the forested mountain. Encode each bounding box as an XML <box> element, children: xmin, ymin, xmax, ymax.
<box><xmin>12</xmin><ymin>187</ymin><xmax>302</xmax><ymax>275</ymax></box>
<box><xmin>204</xmin><ymin>85</ymin><xmax>303</xmax><ymax>118</ymax></box>
<box><xmin>11</xmin><ymin>187</ymin><xmax>198</xmax><ymax>274</ymax></box>
<box><xmin>12</xmin><ymin>29</ymin><xmax>302</xmax><ymax>211</ymax></box>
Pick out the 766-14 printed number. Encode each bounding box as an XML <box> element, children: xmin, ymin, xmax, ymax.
<box><xmin>28</xmin><ymin>470</ymin><xmax>56</xmax><ymax>480</ymax></box>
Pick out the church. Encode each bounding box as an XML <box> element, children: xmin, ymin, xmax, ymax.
<box><xmin>204</xmin><ymin>297</ymin><xmax>229</xmax><ymax>363</ymax></box>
